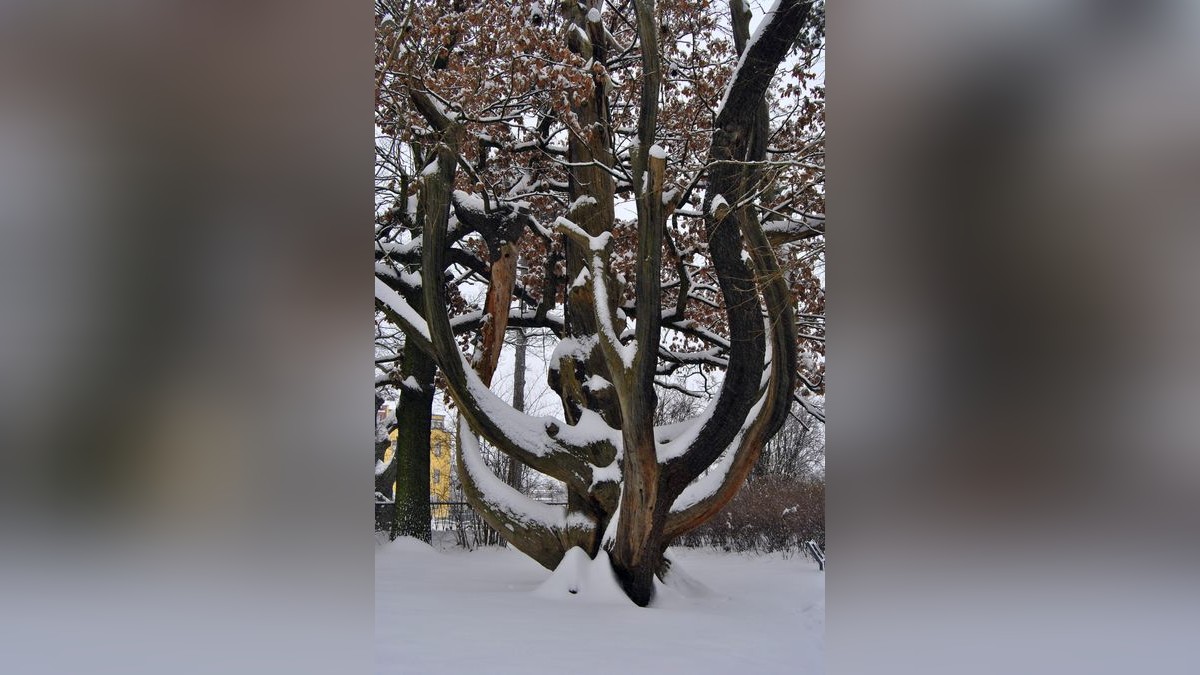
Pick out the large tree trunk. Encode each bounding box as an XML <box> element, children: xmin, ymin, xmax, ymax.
<box><xmin>390</xmin><ymin>328</ymin><xmax>436</xmax><ymax>542</ymax></box>
<box><xmin>553</xmin><ymin>0</ymin><xmax>622</xmax><ymax>558</ymax></box>
<box><xmin>605</xmin><ymin>0</ymin><xmax>811</xmax><ymax>606</ymax></box>
<box><xmin>602</xmin><ymin>0</ymin><xmax>668</xmax><ymax>606</ymax></box>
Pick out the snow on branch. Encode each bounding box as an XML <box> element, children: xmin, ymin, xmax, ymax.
<box><xmin>669</xmin><ymin>392</ymin><xmax>767</xmax><ymax>513</ymax></box>
<box><xmin>762</xmin><ymin>213</ymin><xmax>825</xmax><ymax>245</ymax></box>
<box><xmin>716</xmin><ymin>0</ymin><xmax>783</xmax><ymax>117</ymax></box>
<box><xmin>452</xmin><ymin>346</ymin><xmax>622</xmax><ymax>461</ymax></box>
<box><xmin>457</xmin><ymin>349</ymin><xmax>561</xmax><ymax>459</ymax></box>
<box><xmin>548</xmin><ymin>335</ymin><xmax>599</xmax><ymax>372</ymax></box>
<box><xmin>550</xmin><ymin>408</ymin><xmax>623</xmax><ymax>455</ymax></box>
<box><xmin>715</xmin><ymin>0</ymin><xmax>810</xmax><ymax>125</ymax></box>
<box><xmin>590</xmin><ymin>251</ymin><xmax>637</xmax><ymax>373</ymax></box>
<box><xmin>657</xmin><ymin>319</ymin><xmax>775</xmax><ymax>465</ymax></box>
<box><xmin>654</xmin><ymin>383</ymin><xmax>725</xmax><ymax>463</ymax></box>
<box><xmin>457</xmin><ymin>417</ymin><xmax>572</xmax><ymax>531</ymax></box>
<box><xmin>666</xmin><ymin>319</ymin><xmax>780</xmax><ymax>516</ymax></box>
<box><xmin>551</xmin><ymin>217</ymin><xmax>635</xmax><ymax>375</ymax></box>
<box><xmin>375</xmin><ymin>235</ymin><xmax>421</xmax><ymax>258</ymax></box>
<box><xmin>554</xmin><ymin>216</ymin><xmax>612</xmax><ymax>252</ymax></box>
<box><xmin>375</xmin><ymin>276</ymin><xmax>430</xmax><ymax>343</ymax></box>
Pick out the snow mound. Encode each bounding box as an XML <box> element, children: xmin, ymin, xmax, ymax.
<box><xmin>652</xmin><ymin>557</ymin><xmax>719</xmax><ymax>607</ymax></box>
<box><xmin>533</xmin><ymin>548</ymin><xmax>629</xmax><ymax>604</ymax></box>
<box><xmin>388</xmin><ymin>536</ymin><xmax>437</xmax><ymax>555</ymax></box>
<box><xmin>534</xmin><ymin>547</ymin><xmax>589</xmax><ymax>597</ymax></box>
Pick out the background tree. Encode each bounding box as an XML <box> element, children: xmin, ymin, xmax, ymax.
<box><xmin>374</xmin><ymin>314</ymin><xmax>435</xmax><ymax>542</ymax></box>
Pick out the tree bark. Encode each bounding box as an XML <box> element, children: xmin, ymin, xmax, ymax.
<box><xmin>607</xmin><ymin>0</ymin><xmax>811</xmax><ymax>605</ymax></box>
<box><xmin>476</xmin><ymin>242</ymin><xmax>518</xmax><ymax>387</ymax></box>
<box><xmin>660</xmin><ymin>0</ymin><xmax>808</xmax><ymax>541</ymax></box>
<box><xmin>607</xmin><ymin>0</ymin><xmax>668</xmax><ymax>607</ymax></box>
<box><xmin>390</xmin><ymin>335</ymin><xmax>436</xmax><ymax>542</ymax></box>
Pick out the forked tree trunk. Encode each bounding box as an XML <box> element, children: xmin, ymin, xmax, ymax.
<box><xmin>607</xmin><ymin>0</ymin><xmax>811</xmax><ymax>605</ymax></box>
<box><xmin>381</xmin><ymin>0</ymin><xmax>815</xmax><ymax>606</ymax></box>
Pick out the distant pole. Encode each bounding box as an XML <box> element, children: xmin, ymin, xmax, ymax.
<box><xmin>507</xmin><ymin>257</ymin><xmax>527</xmax><ymax>491</ymax></box>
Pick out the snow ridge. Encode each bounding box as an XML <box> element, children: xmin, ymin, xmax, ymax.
<box><xmin>458</xmin><ymin>417</ymin><xmax>568</xmax><ymax>529</ymax></box>
<box><xmin>533</xmin><ymin>548</ymin><xmax>628</xmax><ymax>604</ymax></box>
<box><xmin>670</xmin><ymin>393</ymin><xmax>767</xmax><ymax>513</ymax></box>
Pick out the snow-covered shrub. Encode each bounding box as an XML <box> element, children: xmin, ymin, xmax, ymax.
<box><xmin>675</xmin><ymin>476</ymin><xmax>824</xmax><ymax>555</ymax></box>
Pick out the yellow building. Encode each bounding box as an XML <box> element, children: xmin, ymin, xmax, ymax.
<box><xmin>385</xmin><ymin>413</ymin><xmax>453</xmax><ymax>518</ymax></box>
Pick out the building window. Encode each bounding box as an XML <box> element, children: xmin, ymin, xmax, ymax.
<box><xmin>433</xmin><ymin>469</ymin><xmax>441</xmax><ymax>485</ymax></box>
<box><xmin>433</xmin><ymin>442</ymin><xmax>442</xmax><ymax>458</ymax></box>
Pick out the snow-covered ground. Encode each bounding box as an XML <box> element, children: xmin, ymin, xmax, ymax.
<box><xmin>375</xmin><ymin>537</ymin><xmax>824</xmax><ymax>674</ymax></box>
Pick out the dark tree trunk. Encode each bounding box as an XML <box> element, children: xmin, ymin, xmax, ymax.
<box><xmin>390</xmin><ymin>334</ymin><xmax>435</xmax><ymax>542</ymax></box>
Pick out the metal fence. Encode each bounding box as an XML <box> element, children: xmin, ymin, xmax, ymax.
<box><xmin>376</xmin><ymin>501</ymin><xmax>566</xmax><ymax>550</ymax></box>
<box><xmin>377</xmin><ymin>500</ymin><xmax>824</xmax><ymax>567</ymax></box>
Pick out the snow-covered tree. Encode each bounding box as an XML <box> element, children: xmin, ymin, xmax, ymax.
<box><xmin>375</xmin><ymin>0</ymin><xmax>824</xmax><ymax>605</ymax></box>
<box><xmin>374</xmin><ymin>314</ymin><xmax>436</xmax><ymax>541</ymax></box>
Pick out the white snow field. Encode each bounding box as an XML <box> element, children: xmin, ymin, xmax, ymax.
<box><xmin>375</xmin><ymin>537</ymin><xmax>824</xmax><ymax>674</ymax></box>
